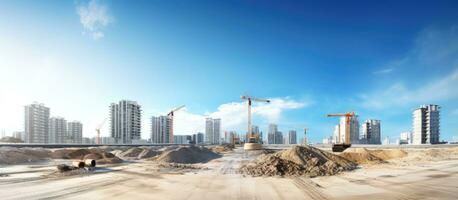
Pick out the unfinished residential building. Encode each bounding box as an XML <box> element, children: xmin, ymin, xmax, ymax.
<box><xmin>336</xmin><ymin>115</ymin><xmax>359</xmax><ymax>144</ymax></box>
<box><xmin>412</xmin><ymin>104</ymin><xmax>440</xmax><ymax>144</ymax></box>
<box><xmin>110</xmin><ymin>100</ymin><xmax>142</xmax><ymax>144</ymax></box>
<box><xmin>24</xmin><ymin>103</ymin><xmax>50</xmax><ymax>143</ymax></box>
<box><xmin>49</xmin><ymin>117</ymin><xmax>67</xmax><ymax>144</ymax></box>
<box><xmin>360</xmin><ymin>119</ymin><xmax>381</xmax><ymax>144</ymax></box>
<box><xmin>151</xmin><ymin>115</ymin><xmax>171</xmax><ymax>143</ymax></box>
<box><xmin>67</xmin><ymin>121</ymin><xmax>83</xmax><ymax>144</ymax></box>
<box><xmin>267</xmin><ymin>123</ymin><xmax>277</xmax><ymax>144</ymax></box>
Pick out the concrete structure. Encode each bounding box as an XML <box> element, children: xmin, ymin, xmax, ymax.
<box><xmin>322</xmin><ymin>136</ymin><xmax>333</xmax><ymax>144</ymax></box>
<box><xmin>205</xmin><ymin>118</ymin><xmax>221</xmax><ymax>144</ymax></box>
<box><xmin>192</xmin><ymin>132</ymin><xmax>204</xmax><ymax>144</ymax></box>
<box><xmin>151</xmin><ymin>116</ymin><xmax>171</xmax><ymax>143</ymax></box>
<box><xmin>338</xmin><ymin>115</ymin><xmax>359</xmax><ymax>144</ymax></box>
<box><xmin>275</xmin><ymin>131</ymin><xmax>283</xmax><ymax>144</ymax></box>
<box><xmin>332</xmin><ymin>125</ymin><xmax>340</xmax><ymax>143</ymax></box>
<box><xmin>49</xmin><ymin>117</ymin><xmax>67</xmax><ymax>144</ymax></box>
<box><xmin>25</xmin><ymin>103</ymin><xmax>50</xmax><ymax>143</ymax></box>
<box><xmin>12</xmin><ymin>131</ymin><xmax>25</xmax><ymax>141</ymax></box>
<box><xmin>360</xmin><ymin>119</ymin><xmax>381</xmax><ymax>144</ymax></box>
<box><xmin>267</xmin><ymin>124</ymin><xmax>277</xmax><ymax>144</ymax></box>
<box><xmin>110</xmin><ymin>100</ymin><xmax>142</xmax><ymax>144</ymax></box>
<box><xmin>67</xmin><ymin>121</ymin><xmax>83</xmax><ymax>144</ymax></box>
<box><xmin>412</xmin><ymin>104</ymin><xmax>440</xmax><ymax>144</ymax></box>
<box><xmin>400</xmin><ymin>131</ymin><xmax>412</xmax><ymax>144</ymax></box>
<box><xmin>288</xmin><ymin>130</ymin><xmax>297</xmax><ymax>144</ymax></box>
<box><xmin>82</xmin><ymin>137</ymin><xmax>92</xmax><ymax>144</ymax></box>
<box><xmin>174</xmin><ymin>135</ymin><xmax>192</xmax><ymax>144</ymax></box>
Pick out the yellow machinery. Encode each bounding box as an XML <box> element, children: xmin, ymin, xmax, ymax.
<box><xmin>95</xmin><ymin>118</ymin><xmax>108</xmax><ymax>144</ymax></box>
<box><xmin>241</xmin><ymin>95</ymin><xmax>270</xmax><ymax>150</ymax></box>
<box><xmin>327</xmin><ymin>112</ymin><xmax>355</xmax><ymax>152</ymax></box>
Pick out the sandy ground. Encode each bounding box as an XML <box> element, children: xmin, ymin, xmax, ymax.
<box><xmin>1</xmin><ymin>147</ymin><xmax>458</xmax><ymax>200</ymax></box>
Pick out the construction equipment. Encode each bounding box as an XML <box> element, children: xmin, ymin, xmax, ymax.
<box><xmin>327</xmin><ymin>112</ymin><xmax>355</xmax><ymax>152</ymax></box>
<box><xmin>241</xmin><ymin>95</ymin><xmax>270</xmax><ymax>150</ymax></box>
<box><xmin>167</xmin><ymin>105</ymin><xmax>185</xmax><ymax>143</ymax></box>
<box><xmin>95</xmin><ymin>118</ymin><xmax>108</xmax><ymax>145</ymax></box>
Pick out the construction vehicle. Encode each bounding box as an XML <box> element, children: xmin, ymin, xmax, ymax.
<box><xmin>327</xmin><ymin>112</ymin><xmax>355</xmax><ymax>152</ymax></box>
<box><xmin>95</xmin><ymin>118</ymin><xmax>108</xmax><ymax>145</ymax></box>
<box><xmin>167</xmin><ymin>105</ymin><xmax>185</xmax><ymax>143</ymax></box>
<box><xmin>241</xmin><ymin>95</ymin><xmax>270</xmax><ymax>150</ymax></box>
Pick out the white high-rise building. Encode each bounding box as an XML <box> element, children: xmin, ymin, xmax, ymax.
<box><xmin>25</xmin><ymin>103</ymin><xmax>50</xmax><ymax>143</ymax></box>
<box><xmin>67</xmin><ymin>121</ymin><xmax>83</xmax><ymax>144</ymax></box>
<box><xmin>49</xmin><ymin>117</ymin><xmax>67</xmax><ymax>144</ymax></box>
<box><xmin>151</xmin><ymin>116</ymin><xmax>171</xmax><ymax>143</ymax></box>
<box><xmin>12</xmin><ymin>131</ymin><xmax>25</xmax><ymax>142</ymax></box>
<box><xmin>205</xmin><ymin>118</ymin><xmax>221</xmax><ymax>144</ymax></box>
<box><xmin>412</xmin><ymin>104</ymin><xmax>440</xmax><ymax>144</ymax></box>
<box><xmin>339</xmin><ymin>115</ymin><xmax>359</xmax><ymax>144</ymax></box>
<box><xmin>110</xmin><ymin>100</ymin><xmax>141</xmax><ymax>144</ymax></box>
<box><xmin>361</xmin><ymin>119</ymin><xmax>381</xmax><ymax>144</ymax></box>
<box><xmin>332</xmin><ymin>124</ymin><xmax>340</xmax><ymax>143</ymax></box>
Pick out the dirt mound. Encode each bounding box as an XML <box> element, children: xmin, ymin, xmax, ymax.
<box><xmin>0</xmin><ymin>147</ymin><xmax>51</xmax><ymax>164</ymax></box>
<box><xmin>340</xmin><ymin>148</ymin><xmax>386</xmax><ymax>164</ymax></box>
<box><xmin>370</xmin><ymin>149</ymin><xmax>408</xmax><ymax>160</ymax></box>
<box><xmin>118</xmin><ymin>147</ymin><xmax>144</xmax><ymax>158</ymax></box>
<box><xmin>83</xmin><ymin>152</ymin><xmax>122</xmax><ymax>164</ymax></box>
<box><xmin>153</xmin><ymin>146</ymin><xmax>221</xmax><ymax>164</ymax></box>
<box><xmin>209</xmin><ymin>144</ymin><xmax>234</xmax><ymax>153</ymax></box>
<box><xmin>50</xmin><ymin>148</ymin><xmax>91</xmax><ymax>159</ymax></box>
<box><xmin>138</xmin><ymin>148</ymin><xmax>160</xmax><ymax>159</ymax></box>
<box><xmin>241</xmin><ymin>146</ymin><xmax>357</xmax><ymax>177</ymax></box>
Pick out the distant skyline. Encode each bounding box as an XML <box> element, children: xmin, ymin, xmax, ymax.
<box><xmin>1</xmin><ymin>0</ymin><xmax>457</xmax><ymax>143</ymax></box>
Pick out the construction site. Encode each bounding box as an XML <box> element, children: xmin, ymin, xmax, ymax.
<box><xmin>0</xmin><ymin>143</ymin><xmax>457</xmax><ymax>199</ymax></box>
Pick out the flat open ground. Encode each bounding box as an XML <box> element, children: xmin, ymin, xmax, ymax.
<box><xmin>1</xmin><ymin>147</ymin><xmax>458</xmax><ymax>200</ymax></box>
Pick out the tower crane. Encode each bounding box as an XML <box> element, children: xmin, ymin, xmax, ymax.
<box><xmin>95</xmin><ymin>117</ymin><xmax>108</xmax><ymax>145</ymax></box>
<box><xmin>241</xmin><ymin>95</ymin><xmax>270</xmax><ymax>150</ymax></box>
<box><xmin>327</xmin><ymin>112</ymin><xmax>355</xmax><ymax>152</ymax></box>
<box><xmin>167</xmin><ymin>105</ymin><xmax>185</xmax><ymax>143</ymax></box>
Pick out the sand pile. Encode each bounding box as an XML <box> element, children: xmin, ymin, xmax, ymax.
<box><xmin>112</xmin><ymin>147</ymin><xmax>160</xmax><ymax>159</ymax></box>
<box><xmin>241</xmin><ymin>146</ymin><xmax>357</xmax><ymax>177</ymax></box>
<box><xmin>209</xmin><ymin>144</ymin><xmax>235</xmax><ymax>153</ymax></box>
<box><xmin>50</xmin><ymin>148</ymin><xmax>123</xmax><ymax>164</ymax></box>
<box><xmin>340</xmin><ymin>148</ymin><xmax>407</xmax><ymax>164</ymax></box>
<box><xmin>0</xmin><ymin>147</ymin><xmax>51</xmax><ymax>164</ymax></box>
<box><xmin>153</xmin><ymin>146</ymin><xmax>221</xmax><ymax>164</ymax></box>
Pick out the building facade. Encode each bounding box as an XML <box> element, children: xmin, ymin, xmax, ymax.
<box><xmin>288</xmin><ymin>130</ymin><xmax>297</xmax><ymax>144</ymax></box>
<box><xmin>151</xmin><ymin>116</ymin><xmax>171</xmax><ymax>143</ymax></box>
<box><xmin>174</xmin><ymin>135</ymin><xmax>192</xmax><ymax>144</ymax></box>
<box><xmin>110</xmin><ymin>100</ymin><xmax>142</xmax><ymax>144</ymax></box>
<box><xmin>49</xmin><ymin>117</ymin><xmax>67</xmax><ymax>144</ymax></box>
<box><xmin>67</xmin><ymin>121</ymin><xmax>83</xmax><ymax>144</ymax></box>
<box><xmin>12</xmin><ymin>131</ymin><xmax>25</xmax><ymax>142</ymax></box>
<box><xmin>267</xmin><ymin>124</ymin><xmax>277</xmax><ymax>144</ymax></box>
<box><xmin>338</xmin><ymin>115</ymin><xmax>359</xmax><ymax>144</ymax></box>
<box><xmin>400</xmin><ymin>131</ymin><xmax>412</xmax><ymax>144</ymax></box>
<box><xmin>205</xmin><ymin>118</ymin><xmax>221</xmax><ymax>144</ymax></box>
<box><xmin>192</xmin><ymin>132</ymin><xmax>204</xmax><ymax>144</ymax></box>
<box><xmin>412</xmin><ymin>104</ymin><xmax>440</xmax><ymax>144</ymax></box>
<box><xmin>25</xmin><ymin>103</ymin><xmax>50</xmax><ymax>143</ymax></box>
<box><xmin>360</xmin><ymin>119</ymin><xmax>381</xmax><ymax>144</ymax></box>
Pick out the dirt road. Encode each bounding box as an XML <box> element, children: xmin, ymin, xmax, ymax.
<box><xmin>1</xmin><ymin>147</ymin><xmax>458</xmax><ymax>199</ymax></box>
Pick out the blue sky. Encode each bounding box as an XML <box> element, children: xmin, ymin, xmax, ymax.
<box><xmin>0</xmin><ymin>0</ymin><xmax>457</xmax><ymax>143</ymax></box>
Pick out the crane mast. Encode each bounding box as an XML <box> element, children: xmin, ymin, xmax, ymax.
<box><xmin>241</xmin><ymin>95</ymin><xmax>270</xmax><ymax>149</ymax></box>
<box><xmin>327</xmin><ymin>112</ymin><xmax>355</xmax><ymax>152</ymax></box>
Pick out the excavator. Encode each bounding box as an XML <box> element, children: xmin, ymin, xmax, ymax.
<box><xmin>241</xmin><ymin>95</ymin><xmax>270</xmax><ymax>150</ymax></box>
<box><xmin>327</xmin><ymin>112</ymin><xmax>355</xmax><ymax>152</ymax></box>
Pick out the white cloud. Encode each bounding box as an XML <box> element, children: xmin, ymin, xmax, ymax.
<box><xmin>172</xmin><ymin>97</ymin><xmax>308</xmax><ymax>135</ymax></box>
<box><xmin>76</xmin><ymin>0</ymin><xmax>113</xmax><ymax>40</ymax></box>
<box><xmin>373</xmin><ymin>68</ymin><xmax>394</xmax><ymax>75</ymax></box>
<box><xmin>360</xmin><ymin>67</ymin><xmax>458</xmax><ymax>109</ymax></box>
<box><xmin>452</xmin><ymin>109</ymin><xmax>458</xmax><ymax>116</ymax></box>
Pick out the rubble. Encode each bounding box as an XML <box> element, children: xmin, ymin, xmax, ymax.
<box><xmin>152</xmin><ymin>146</ymin><xmax>221</xmax><ymax>164</ymax></box>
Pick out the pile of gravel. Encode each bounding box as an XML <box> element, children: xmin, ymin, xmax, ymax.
<box><xmin>240</xmin><ymin>146</ymin><xmax>357</xmax><ymax>177</ymax></box>
<box><xmin>0</xmin><ymin>147</ymin><xmax>50</xmax><ymax>164</ymax></box>
<box><xmin>153</xmin><ymin>146</ymin><xmax>221</xmax><ymax>164</ymax></box>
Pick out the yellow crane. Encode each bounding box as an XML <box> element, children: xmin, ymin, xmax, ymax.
<box><xmin>241</xmin><ymin>95</ymin><xmax>270</xmax><ymax>150</ymax></box>
<box><xmin>95</xmin><ymin>118</ymin><xmax>108</xmax><ymax>145</ymax></box>
<box><xmin>167</xmin><ymin>105</ymin><xmax>185</xmax><ymax>143</ymax></box>
<box><xmin>327</xmin><ymin>112</ymin><xmax>355</xmax><ymax>152</ymax></box>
